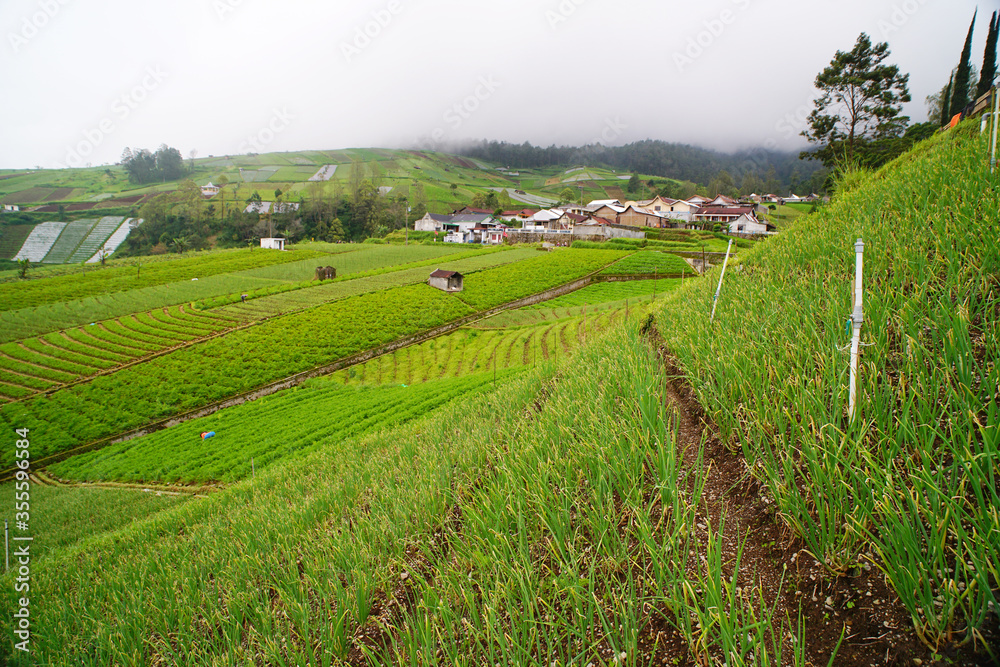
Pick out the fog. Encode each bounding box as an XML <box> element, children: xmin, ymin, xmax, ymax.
<box><xmin>0</xmin><ymin>0</ymin><xmax>986</xmax><ymax>169</ymax></box>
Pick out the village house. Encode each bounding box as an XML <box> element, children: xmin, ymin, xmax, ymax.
<box><xmin>705</xmin><ymin>194</ymin><xmax>739</xmax><ymax>207</ymax></box>
<box><xmin>260</xmin><ymin>237</ymin><xmax>285</xmax><ymax>250</ymax></box>
<box><xmin>691</xmin><ymin>206</ymin><xmax>758</xmax><ymax>227</ymax></box>
<box><xmin>728</xmin><ymin>213</ymin><xmax>775</xmax><ymax>235</ymax></box>
<box><xmin>616</xmin><ymin>204</ymin><xmax>662</xmax><ymax>228</ymax></box>
<box><xmin>414</xmin><ymin>212</ymin><xmax>452</xmax><ymax>233</ymax></box>
<box><xmin>587</xmin><ymin>203</ymin><xmax>625</xmax><ymax>221</ymax></box>
<box><xmin>200</xmin><ymin>182</ymin><xmax>220</xmax><ymax>197</ymax></box>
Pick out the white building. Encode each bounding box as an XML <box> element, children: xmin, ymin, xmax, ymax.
<box><xmin>728</xmin><ymin>214</ymin><xmax>774</xmax><ymax>235</ymax></box>
<box><xmin>260</xmin><ymin>237</ymin><xmax>286</xmax><ymax>250</ymax></box>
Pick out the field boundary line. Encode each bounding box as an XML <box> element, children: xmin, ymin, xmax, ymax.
<box><xmin>30</xmin><ymin>469</ymin><xmax>218</xmax><ymax>496</ymax></box>
<box><xmin>0</xmin><ymin>268</ymin><xmax>609</xmax><ymax>481</ymax></box>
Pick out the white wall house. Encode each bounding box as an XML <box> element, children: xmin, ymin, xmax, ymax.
<box><xmin>414</xmin><ymin>213</ymin><xmax>451</xmax><ymax>232</ymax></box>
<box><xmin>727</xmin><ymin>214</ymin><xmax>773</xmax><ymax>235</ymax></box>
<box><xmin>260</xmin><ymin>237</ymin><xmax>285</xmax><ymax>250</ymax></box>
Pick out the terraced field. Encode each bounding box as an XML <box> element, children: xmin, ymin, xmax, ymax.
<box><xmin>50</xmin><ymin>372</ymin><xmax>513</xmax><ymax>484</ymax></box>
<box><xmin>333</xmin><ymin>307</ymin><xmax>623</xmax><ymax>387</ymax></box>
<box><xmin>41</xmin><ymin>219</ymin><xmax>98</xmax><ymax>263</ymax></box>
<box><xmin>0</xmin><ymin>305</ymin><xmax>239</xmax><ymax>401</ymax></box>
<box><xmin>599</xmin><ymin>249</ymin><xmax>692</xmax><ymax>275</ymax></box>
<box><xmin>12</xmin><ymin>221</ymin><xmax>65</xmax><ymax>261</ymax></box>
<box><xmin>0</xmin><ymin>246</ymin><xmax>329</xmax><ymax>312</ymax></box>
<box><xmin>67</xmin><ymin>216</ymin><xmax>126</xmax><ymax>263</ymax></box>
<box><xmin>210</xmin><ymin>246</ymin><xmax>540</xmax><ymax>319</ymax></box>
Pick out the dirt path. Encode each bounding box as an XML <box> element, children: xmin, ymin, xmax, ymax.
<box><xmin>30</xmin><ymin>469</ymin><xmax>219</xmax><ymax>497</ymax></box>
<box><xmin>648</xmin><ymin>331</ymin><xmax>971</xmax><ymax>666</ymax></box>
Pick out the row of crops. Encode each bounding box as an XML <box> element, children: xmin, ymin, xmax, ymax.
<box><xmin>454</xmin><ymin>248</ymin><xmax>626</xmax><ymax>311</ymax></box>
<box><xmin>211</xmin><ymin>246</ymin><xmax>541</xmax><ymax>320</ymax></box>
<box><xmin>654</xmin><ymin>126</ymin><xmax>999</xmax><ymax>651</ymax></box>
<box><xmin>0</xmin><ymin>245</ymin><xmax>329</xmax><ymax>312</ymax></box>
<box><xmin>599</xmin><ymin>250</ymin><xmax>693</xmax><ymax>276</ymax></box>
<box><xmin>333</xmin><ymin>308</ymin><xmax>623</xmax><ymax>388</ymax></box>
<box><xmin>0</xmin><ymin>248</ymin><xmax>626</xmax><ymax>467</ymax></box>
<box><xmin>0</xmin><ymin>284</ymin><xmax>475</xmax><ymax>465</ymax></box>
<box><xmin>50</xmin><ymin>371</ymin><xmax>512</xmax><ymax>484</ymax></box>
<box><xmin>0</xmin><ymin>326</ymin><xmax>736</xmax><ymax>665</ymax></box>
<box><xmin>0</xmin><ymin>305</ymin><xmax>238</xmax><ymax>401</ymax></box>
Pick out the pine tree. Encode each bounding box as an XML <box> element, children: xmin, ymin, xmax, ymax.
<box><xmin>978</xmin><ymin>11</ymin><xmax>998</xmax><ymax>98</ymax></box>
<box><xmin>949</xmin><ymin>11</ymin><xmax>977</xmax><ymax>117</ymax></box>
<box><xmin>941</xmin><ymin>73</ymin><xmax>954</xmax><ymax>126</ymax></box>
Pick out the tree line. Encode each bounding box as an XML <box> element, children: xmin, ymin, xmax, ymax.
<box><xmin>455</xmin><ymin>139</ymin><xmax>825</xmax><ymax>195</ymax></box>
<box><xmin>120</xmin><ymin>145</ymin><xmax>187</xmax><ymax>184</ymax></box>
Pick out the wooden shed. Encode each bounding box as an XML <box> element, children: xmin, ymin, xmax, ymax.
<box><xmin>429</xmin><ymin>269</ymin><xmax>463</xmax><ymax>292</ymax></box>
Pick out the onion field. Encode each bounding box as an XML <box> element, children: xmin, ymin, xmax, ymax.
<box><xmin>0</xmin><ymin>246</ymin><xmax>328</xmax><ymax>312</ymax></box>
<box><xmin>0</xmin><ymin>283</ymin><xmax>475</xmax><ymax>466</ymax></box>
<box><xmin>654</xmin><ymin>125</ymin><xmax>999</xmax><ymax>652</ymax></box>
<box><xmin>0</xmin><ymin>305</ymin><xmax>238</xmax><ymax>401</ymax></box>
<box><xmin>333</xmin><ymin>307</ymin><xmax>625</xmax><ymax>387</ymax></box>
<box><xmin>599</xmin><ymin>250</ymin><xmax>692</xmax><ymax>276</ymax></box>
<box><xmin>50</xmin><ymin>371</ymin><xmax>512</xmax><ymax>484</ymax></box>
<box><xmin>454</xmin><ymin>248</ymin><xmax>626</xmax><ymax>311</ymax></box>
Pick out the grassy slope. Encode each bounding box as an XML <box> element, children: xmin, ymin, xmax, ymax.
<box><xmin>654</xmin><ymin>123</ymin><xmax>998</xmax><ymax>651</ymax></box>
<box><xmin>2</xmin><ymin>130</ymin><xmax>993</xmax><ymax>663</ymax></box>
<box><xmin>2</xmin><ymin>321</ymin><xmax>710</xmax><ymax>665</ymax></box>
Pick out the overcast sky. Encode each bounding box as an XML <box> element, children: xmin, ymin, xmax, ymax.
<box><xmin>0</xmin><ymin>0</ymin><xmax>988</xmax><ymax>169</ymax></box>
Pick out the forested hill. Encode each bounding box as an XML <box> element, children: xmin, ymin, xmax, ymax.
<box><xmin>455</xmin><ymin>139</ymin><xmax>827</xmax><ymax>194</ymax></box>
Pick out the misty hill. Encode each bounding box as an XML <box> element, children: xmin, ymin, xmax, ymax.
<box><xmin>455</xmin><ymin>139</ymin><xmax>827</xmax><ymax>196</ymax></box>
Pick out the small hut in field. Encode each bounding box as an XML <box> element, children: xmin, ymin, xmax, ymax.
<box><xmin>428</xmin><ymin>269</ymin><xmax>463</xmax><ymax>292</ymax></box>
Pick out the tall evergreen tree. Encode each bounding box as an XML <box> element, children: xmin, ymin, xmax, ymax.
<box><xmin>801</xmin><ymin>33</ymin><xmax>910</xmax><ymax>168</ymax></box>
<box><xmin>978</xmin><ymin>11</ymin><xmax>998</xmax><ymax>97</ymax></box>
<box><xmin>949</xmin><ymin>11</ymin><xmax>977</xmax><ymax>117</ymax></box>
<box><xmin>941</xmin><ymin>73</ymin><xmax>954</xmax><ymax>126</ymax></box>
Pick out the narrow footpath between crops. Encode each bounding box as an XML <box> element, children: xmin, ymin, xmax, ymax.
<box><xmin>645</xmin><ymin>325</ymin><xmax>984</xmax><ymax>667</ymax></box>
<box><xmin>30</xmin><ymin>469</ymin><xmax>219</xmax><ymax>498</ymax></box>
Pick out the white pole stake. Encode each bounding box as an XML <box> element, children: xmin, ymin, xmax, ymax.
<box><xmin>848</xmin><ymin>238</ymin><xmax>864</xmax><ymax>422</ymax></box>
<box><xmin>4</xmin><ymin>520</ymin><xmax>8</xmax><ymax>571</ymax></box>
<box><xmin>991</xmin><ymin>84</ymin><xmax>999</xmax><ymax>174</ymax></box>
<box><xmin>710</xmin><ymin>239</ymin><xmax>734</xmax><ymax>323</ymax></box>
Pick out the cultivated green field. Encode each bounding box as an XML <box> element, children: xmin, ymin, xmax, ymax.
<box><xmin>654</xmin><ymin>124</ymin><xmax>999</xmax><ymax>653</ymax></box>
<box><xmin>50</xmin><ymin>372</ymin><xmax>517</xmax><ymax>484</ymax></box>
<box><xmin>1</xmin><ymin>125</ymin><xmax>996</xmax><ymax>666</ymax></box>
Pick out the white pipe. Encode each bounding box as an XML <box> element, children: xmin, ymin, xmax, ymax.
<box><xmin>848</xmin><ymin>238</ymin><xmax>864</xmax><ymax>422</ymax></box>
<box><xmin>991</xmin><ymin>84</ymin><xmax>999</xmax><ymax>174</ymax></box>
<box><xmin>982</xmin><ymin>112</ymin><xmax>992</xmax><ymax>134</ymax></box>
<box><xmin>710</xmin><ymin>238</ymin><xmax>733</xmax><ymax>323</ymax></box>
